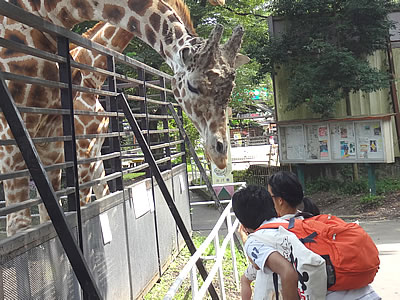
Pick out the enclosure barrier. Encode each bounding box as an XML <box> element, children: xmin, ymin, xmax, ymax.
<box><xmin>164</xmin><ymin>200</ymin><xmax>241</xmax><ymax>300</ymax></box>
<box><xmin>0</xmin><ymin>1</ymin><xmax>194</xmax><ymax>298</ymax></box>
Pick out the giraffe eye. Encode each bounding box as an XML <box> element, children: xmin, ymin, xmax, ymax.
<box><xmin>187</xmin><ymin>81</ymin><xmax>199</xmax><ymax>94</ymax></box>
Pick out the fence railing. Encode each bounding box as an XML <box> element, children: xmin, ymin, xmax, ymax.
<box><xmin>164</xmin><ymin>200</ymin><xmax>241</xmax><ymax>300</ymax></box>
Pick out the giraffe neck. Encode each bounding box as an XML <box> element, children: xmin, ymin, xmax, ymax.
<box><xmin>22</xmin><ymin>0</ymin><xmax>194</xmax><ymax>71</ymax></box>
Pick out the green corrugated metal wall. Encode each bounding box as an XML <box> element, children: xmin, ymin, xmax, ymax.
<box><xmin>274</xmin><ymin>49</ymin><xmax>400</xmax><ymax>157</ymax></box>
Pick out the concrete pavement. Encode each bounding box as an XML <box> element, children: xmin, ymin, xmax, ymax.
<box><xmin>360</xmin><ymin>220</ymin><xmax>400</xmax><ymax>299</ymax></box>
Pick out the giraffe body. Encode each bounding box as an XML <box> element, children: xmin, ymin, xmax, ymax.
<box><xmin>0</xmin><ymin>0</ymin><xmax>248</xmax><ymax>236</ymax></box>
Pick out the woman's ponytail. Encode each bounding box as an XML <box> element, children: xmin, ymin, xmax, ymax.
<box><xmin>302</xmin><ymin>197</ymin><xmax>320</xmax><ymax>217</ymax></box>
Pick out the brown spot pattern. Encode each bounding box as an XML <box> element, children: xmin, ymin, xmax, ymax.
<box><xmin>128</xmin><ymin>16</ymin><xmax>141</xmax><ymax>36</ymax></box>
<box><xmin>157</xmin><ymin>1</ymin><xmax>168</xmax><ymax>14</ymax></box>
<box><xmin>173</xmin><ymin>88</ymin><xmax>180</xmax><ymax>98</ymax></box>
<box><xmin>103</xmin><ymin>4</ymin><xmax>125</xmax><ymax>24</ymax></box>
<box><xmin>31</xmin><ymin>29</ymin><xmax>56</xmax><ymax>52</ymax></box>
<box><xmin>58</xmin><ymin>7</ymin><xmax>79</xmax><ymax>28</ymax></box>
<box><xmin>111</xmin><ymin>30</ymin><xmax>134</xmax><ymax>49</ymax></box>
<box><xmin>149</xmin><ymin>13</ymin><xmax>161</xmax><ymax>33</ymax></box>
<box><xmin>8</xmin><ymin>82</ymin><xmax>26</xmax><ymax>103</ymax></box>
<box><xmin>175</xmin><ymin>26</ymin><xmax>183</xmax><ymax>39</ymax></box>
<box><xmin>44</xmin><ymin>0</ymin><xmax>62</xmax><ymax>11</ymax></box>
<box><xmin>27</xmin><ymin>0</ymin><xmax>41</xmax><ymax>11</ymax></box>
<box><xmin>9</xmin><ymin>59</ymin><xmax>38</xmax><ymax>76</ymax></box>
<box><xmin>42</xmin><ymin>61</ymin><xmax>58</xmax><ymax>81</ymax></box>
<box><xmin>145</xmin><ymin>25</ymin><xmax>156</xmax><ymax>47</ymax></box>
<box><xmin>128</xmin><ymin>0</ymin><xmax>153</xmax><ymax>16</ymax></box>
<box><xmin>104</xmin><ymin>26</ymin><xmax>116</xmax><ymax>39</ymax></box>
<box><xmin>71</xmin><ymin>0</ymin><xmax>93</xmax><ymax>20</ymax></box>
<box><xmin>168</xmin><ymin>14</ymin><xmax>178</xmax><ymax>24</ymax></box>
<box><xmin>27</xmin><ymin>85</ymin><xmax>46</xmax><ymax>107</ymax></box>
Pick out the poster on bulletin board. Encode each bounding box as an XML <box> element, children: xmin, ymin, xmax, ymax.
<box><xmin>283</xmin><ymin>125</ymin><xmax>305</xmax><ymax>160</ymax></box>
<box><xmin>355</xmin><ymin>121</ymin><xmax>384</xmax><ymax>160</ymax></box>
<box><xmin>305</xmin><ymin>124</ymin><xmax>330</xmax><ymax>160</ymax></box>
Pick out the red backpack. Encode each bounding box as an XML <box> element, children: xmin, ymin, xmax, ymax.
<box><xmin>256</xmin><ymin>214</ymin><xmax>380</xmax><ymax>291</ymax></box>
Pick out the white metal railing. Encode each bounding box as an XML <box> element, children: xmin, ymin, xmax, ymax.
<box><xmin>164</xmin><ymin>200</ymin><xmax>242</xmax><ymax>300</ymax></box>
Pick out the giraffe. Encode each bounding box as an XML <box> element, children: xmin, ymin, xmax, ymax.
<box><xmin>0</xmin><ymin>0</ymin><xmax>248</xmax><ymax>236</ymax></box>
<box><xmin>68</xmin><ymin>0</ymin><xmax>218</xmax><ymax>205</ymax></box>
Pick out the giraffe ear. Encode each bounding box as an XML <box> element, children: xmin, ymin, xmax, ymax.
<box><xmin>235</xmin><ymin>54</ymin><xmax>250</xmax><ymax>68</ymax></box>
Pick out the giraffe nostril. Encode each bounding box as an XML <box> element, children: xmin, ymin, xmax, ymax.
<box><xmin>216</xmin><ymin>141</ymin><xmax>224</xmax><ymax>154</ymax></box>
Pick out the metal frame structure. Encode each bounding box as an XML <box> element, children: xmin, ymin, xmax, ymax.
<box><xmin>0</xmin><ymin>1</ymin><xmax>212</xmax><ymax>299</ymax></box>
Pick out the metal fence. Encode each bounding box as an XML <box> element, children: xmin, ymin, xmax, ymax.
<box><xmin>165</xmin><ymin>184</ymin><xmax>245</xmax><ymax>300</ymax></box>
<box><xmin>0</xmin><ymin>1</ymin><xmax>191</xmax><ymax>299</ymax></box>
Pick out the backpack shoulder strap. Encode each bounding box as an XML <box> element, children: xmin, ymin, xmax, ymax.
<box><xmin>256</xmin><ymin>217</ymin><xmax>297</xmax><ymax>231</ymax></box>
<box><xmin>255</xmin><ymin>222</ymin><xmax>289</xmax><ymax>231</ymax></box>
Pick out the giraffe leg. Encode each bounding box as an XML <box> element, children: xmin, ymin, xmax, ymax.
<box><xmin>37</xmin><ymin>168</ymin><xmax>63</xmax><ymax>223</ymax></box>
<box><xmin>91</xmin><ymin>159</ymin><xmax>110</xmax><ymax>200</ymax></box>
<box><xmin>4</xmin><ymin>177</ymin><xmax>31</xmax><ymax>236</ymax></box>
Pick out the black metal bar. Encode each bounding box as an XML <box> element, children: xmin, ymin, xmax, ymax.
<box><xmin>0</xmin><ymin>78</ymin><xmax>102</xmax><ymax>299</ymax></box>
<box><xmin>160</xmin><ymin>77</ymin><xmax>172</xmax><ymax>169</ymax></box>
<box><xmin>167</xmin><ymin>104</ymin><xmax>223</xmax><ymax>213</ymax></box>
<box><xmin>57</xmin><ymin>36</ymin><xmax>82</xmax><ymax>220</ymax></box>
<box><xmin>118</xmin><ymin>93</ymin><xmax>219</xmax><ymax>300</ymax></box>
<box><xmin>107</xmin><ymin>56</ymin><xmax>123</xmax><ymax>192</ymax></box>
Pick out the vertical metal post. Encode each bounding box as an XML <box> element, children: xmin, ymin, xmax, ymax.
<box><xmin>214</xmin><ymin>234</ymin><xmax>226</xmax><ymax>300</ymax></box>
<box><xmin>296</xmin><ymin>164</ymin><xmax>306</xmax><ymax>193</ymax></box>
<box><xmin>160</xmin><ymin>76</ymin><xmax>172</xmax><ymax>168</ymax></box>
<box><xmin>57</xmin><ymin>37</ymin><xmax>83</xmax><ymax>249</ymax></box>
<box><xmin>367</xmin><ymin>164</ymin><xmax>376</xmax><ymax>195</ymax></box>
<box><xmin>106</xmin><ymin>56</ymin><xmax>123</xmax><ymax>192</ymax></box>
<box><xmin>190</xmin><ymin>267</ymin><xmax>199</xmax><ymax>299</ymax></box>
<box><xmin>227</xmin><ymin>211</ymin><xmax>239</xmax><ymax>289</ymax></box>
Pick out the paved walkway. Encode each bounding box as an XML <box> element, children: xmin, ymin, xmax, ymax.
<box><xmin>360</xmin><ymin>220</ymin><xmax>400</xmax><ymax>299</ymax></box>
<box><xmin>190</xmin><ymin>190</ymin><xmax>400</xmax><ymax>298</ymax></box>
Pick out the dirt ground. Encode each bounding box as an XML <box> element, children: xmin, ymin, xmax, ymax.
<box><xmin>309</xmin><ymin>190</ymin><xmax>400</xmax><ymax>221</ymax></box>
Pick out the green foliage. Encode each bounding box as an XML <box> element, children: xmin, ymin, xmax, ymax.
<box><xmin>339</xmin><ymin>179</ymin><xmax>369</xmax><ymax>195</ymax></box>
<box><xmin>305</xmin><ymin>177</ymin><xmax>368</xmax><ymax>195</ymax></box>
<box><xmin>360</xmin><ymin>195</ymin><xmax>384</xmax><ymax>208</ymax></box>
<box><xmin>305</xmin><ymin>177</ymin><xmax>341</xmax><ymax>195</ymax></box>
<box><xmin>376</xmin><ymin>177</ymin><xmax>400</xmax><ymax>194</ymax></box>
<box><xmin>246</xmin><ymin>0</ymin><xmax>393</xmax><ymax>116</ymax></box>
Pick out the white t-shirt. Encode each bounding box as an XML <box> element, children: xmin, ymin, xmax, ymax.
<box><xmin>244</xmin><ymin>217</ymin><xmax>381</xmax><ymax>300</ymax></box>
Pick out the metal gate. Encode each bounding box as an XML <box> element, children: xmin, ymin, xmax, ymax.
<box><xmin>0</xmin><ymin>1</ymin><xmax>194</xmax><ymax>299</ymax></box>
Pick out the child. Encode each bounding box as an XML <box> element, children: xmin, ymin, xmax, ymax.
<box><xmin>232</xmin><ymin>185</ymin><xmax>299</xmax><ymax>300</ymax></box>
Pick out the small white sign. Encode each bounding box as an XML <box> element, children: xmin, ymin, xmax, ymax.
<box><xmin>179</xmin><ymin>174</ymin><xmax>186</xmax><ymax>194</ymax></box>
<box><xmin>147</xmin><ymin>188</ymin><xmax>155</xmax><ymax>213</ymax></box>
<box><xmin>99</xmin><ymin>212</ymin><xmax>112</xmax><ymax>245</ymax></box>
<box><xmin>131</xmin><ymin>182</ymin><xmax>150</xmax><ymax>218</ymax></box>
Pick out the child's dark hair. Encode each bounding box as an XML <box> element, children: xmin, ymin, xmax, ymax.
<box><xmin>268</xmin><ymin>171</ymin><xmax>320</xmax><ymax>216</ymax></box>
<box><xmin>232</xmin><ymin>185</ymin><xmax>277</xmax><ymax>230</ymax></box>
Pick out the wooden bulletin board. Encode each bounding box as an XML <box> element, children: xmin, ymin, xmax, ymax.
<box><xmin>278</xmin><ymin>116</ymin><xmax>395</xmax><ymax>164</ymax></box>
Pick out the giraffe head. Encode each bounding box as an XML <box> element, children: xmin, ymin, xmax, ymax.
<box><xmin>171</xmin><ymin>25</ymin><xmax>249</xmax><ymax>169</ymax></box>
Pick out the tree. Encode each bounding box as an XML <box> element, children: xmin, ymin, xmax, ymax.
<box><xmin>245</xmin><ymin>0</ymin><xmax>394</xmax><ymax>117</ymax></box>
